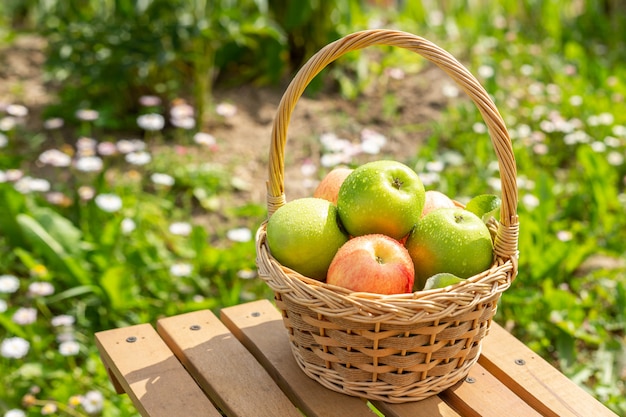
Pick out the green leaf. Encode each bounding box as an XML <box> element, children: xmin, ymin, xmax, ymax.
<box><xmin>17</xmin><ymin>213</ymin><xmax>68</xmax><ymax>261</ymax></box>
<box><xmin>423</xmin><ymin>273</ymin><xmax>465</xmax><ymax>290</ymax></box>
<box><xmin>0</xmin><ymin>185</ymin><xmax>27</xmax><ymax>247</ymax></box>
<box><xmin>100</xmin><ymin>266</ymin><xmax>135</xmax><ymax>310</ymax></box>
<box><xmin>31</xmin><ymin>206</ymin><xmax>85</xmax><ymax>256</ymax></box>
<box><xmin>13</xmin><ymin>247</ymin><xmax>41</xmax><ymax>270</ymax></box>
<box><xmin>45</xmin><ymin>285</ymin><xmax>100</xmax><ymax>304</ymax></box>
<box><xmin>190</xmin><ymin>225</ymin><xmax>209</xmax><ymax>259</ymax></box>
<box><xmin>465</xmin><ymin>194</ymin><xmax>501</xmax><ymax>222</ymax></box>
<box><xmin>16</xmin><ymin>214</ymin><xmax>90</xmax><ymax>285</ymax></box>
<box><xmin>0</xmin><ymin>314</ymin><xmax>28</xmax><ymax>338</ymax></box>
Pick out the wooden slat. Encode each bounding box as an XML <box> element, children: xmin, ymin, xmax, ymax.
<box><xmin>95</xmin><ymin>324</ymin><xmax>221</xmax><ymax>417</ymax></box>
<box><xmin>479</xmin><ymin>322</ymin><xmax>618</xmax><ymax>417</ymax></box>
<box><xmin>372</xmin><ymin>395</ymin><xmax>462</xmax><ymax>417</ymax></box>
<box><xmin>220</xmin><ymin>299</ymin><xmax>379</xmax><ymax>417</ymax></box>
<box><xmin>440</xmin><ymin>362</ymin><xmax>542</xmax><ymax>417</ymax></box>
<box><xmin>156</xmin><ymin>309</ymin><xmax>302</xmax><ymax>417</ymax></box>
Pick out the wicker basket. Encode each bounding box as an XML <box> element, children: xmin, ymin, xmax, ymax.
<box><xmin>256</xmin><ymin>29</ymin><xmax>519</xmax><ymax>403</ymax></box>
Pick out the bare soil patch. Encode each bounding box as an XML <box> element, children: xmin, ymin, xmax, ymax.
<box><xmin>209</xmin><ymin>64</ymin><xmax>454</xmax><ymax>207</ymax></box>
<box><xmin>0</xmin><ymin>35</ymin><xmax>51</xmax><ymax>121</ymax></box>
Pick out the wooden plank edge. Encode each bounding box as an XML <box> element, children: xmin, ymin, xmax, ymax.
<box><xmin>439</xmin><ymin>362</ymin><xmax>542</xmax><ymax>417</ymax></box>
<box><xmin>95</xmin><ymin>325</ymin><xmax>153</xmax><ymax>416</ymax></box>
<box><xmin>371</xmin><ymin>395</ymin><xmax>462</xmax><ymax>417</ymax></box>
<box><xmin>95</xmin><ymin>323</ymin><xmax>220</xmax><ymax>417</ymax></box>
<box><xmin>479</xmin><ymin>322</ymin><xmax>618</xmax><ymax>417</ymax></box>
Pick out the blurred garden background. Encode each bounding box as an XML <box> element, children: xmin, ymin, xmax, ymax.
<box><xmin>1</xmin><ymin>0</ymin><xmax>625</xmax><ymax>415</ymax></box>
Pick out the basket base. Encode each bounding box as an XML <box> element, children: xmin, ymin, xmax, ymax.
<box><xmin>290</xmin><ymin>340</ymin><xmax>479</xmax><ymax>403</ymax></box>
<box><xmin>273</xmin><ymin>289</ymin><xmax>498</xmax><ymax>403</ymax></box>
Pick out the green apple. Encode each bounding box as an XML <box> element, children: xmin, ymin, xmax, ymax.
<box><xmin>405</xmin><ymin>207</ymin><xmax>493</xmax><ymax>290</ymax></box>
<box><xmin>266</xmin><ymin>198</ymin><xmax>349</xmax><ymax>281</ymax></box>
<box><xmin>337</xmin><ymin>160</ymin><xmax>425</xmax><ymax>240</ymax></box>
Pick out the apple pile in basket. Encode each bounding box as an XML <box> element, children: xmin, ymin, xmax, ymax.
<box><xmin>266</xmin><ymin>160</ymin><xmax>500</xmax><ymax>294</ymax></box>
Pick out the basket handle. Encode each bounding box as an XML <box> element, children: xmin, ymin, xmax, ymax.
<box><xmin>267</xmin><ymin>29</ymin><xmax>519</xmax><ymax>264</ymax></box>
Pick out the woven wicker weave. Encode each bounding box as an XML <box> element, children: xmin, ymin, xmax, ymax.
<box><xmin>256</xmin><ymin>29</ymin><xmax>519</xmax><ymax>403</ymax></box>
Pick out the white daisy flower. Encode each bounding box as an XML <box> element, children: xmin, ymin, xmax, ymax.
<box><xmin>137</xmin><ymin>113</ymin><xmax>165</xmax><ymax>131</ymax></box>
<box><xmin>6</xmin><ymin>104</ymin><xmax>28</xmax><ymax>117</ymax></box>
<box><xmin>216</xmin><ymin>102</ymin><xmax>237</xmax><ymax>118</ymax></box>
<box><xmin>74</xmin><ymin>156</ymin><xmax>103</xmax><ymax>172</ymax></box>
<box><xmin>12</xmin><ymin>307</ymin><xmax>37</xmax><ymax>325</ymax></box>
<box><xmin>170</xmin><ymin>263</ymin><xmax>193</xmax><ymax>277</ymax></box>
<box><xmin>125</xmin><ymin>151</ymin><xmax>152</xmax><ymax>166</ymax></box>
<box><xmin>51</xmin><ymin>314</ymin><xmax>75</xmax><ymax>327</ymax></box>
<box><xmin>227</xmin><ymin>227</ymin><xmax>252</xmax><ymax>243</ymax></box>
<box><xmin>1</xmin><ymin>337</ymin><xmax>30</xmax><ymax>359</ymax></box>
<box><xmin>80</xmin><ymin>391</ymin><xmax>104</xmax><ymax>414</ymax></box>
<box><xmin>59</xmin><ymin>340</ymin><xmax>80</xmax><ymax>356</ymax></box>
<box><xmin>121</xmin><ymin>218</ymin><xmax>136</xmax><ymax>235</ymax></box>
<box><xmin>0</xmin><ymin>274</ymin><xmax>20</xmax><ymax>293</ymax></box>
<box><xmin>95</xmin><ymin>193</ymin><xmax>123</xmax><ymax>213</ymax></box>
<box><xmin>75</xmin><ymin>109</ymin><xmax>99</xmax><ymax>121</ymax></box>
<box><xmin>151</xmin><ymin>173</ymin><xmax>175</xmax><ymax>186</ymax></box>
<box><xmin>43</xmin><ymin>118</ymin><xmax>64</xmax><ymax>130</ymax></box>
<box><xmin>522</xmin><ymin>194</ymin><xmax>540</xmax><ymax>210</ymax></box>
<box><xmin>4</xmin><ymin>409</ymin><xmax>26</xmax><ymax>417</ymax></box>
<box><xmin>169</xmin><ymin>222</ymin><xmax>192</xmax><ymax>236</ymax></box>
<box><xmin>38</xmin><ymin>149</ymin><xmax>72</xmax><ymax>167</ymax></box>
<box><xmin>193</xmin><ymin>132</ymin><xmax>216</xmax><ymax>147</ymax></box>
<box><xmin>28</xmin><ymin>282</ymin><xmax>55</xmax><ymax>297</ymax></box>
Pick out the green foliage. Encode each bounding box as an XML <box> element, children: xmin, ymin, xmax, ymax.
<box><xmin>269</xmin><ymin>0</ymin><xmax>342</xmax><ymax>70</ymax></box>
<box><xmin>38</xmin><ymin>0</ymin><xmax>287</xmax><ymax>129</ymax></box>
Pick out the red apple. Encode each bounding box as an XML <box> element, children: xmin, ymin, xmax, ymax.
<box><xmin>422</xmin><ymin>190</ymin><xmax>456</xmax><ymax>217</ymax></box>
<box><xmin>327</xmin><ymin>234</ymin><xmax>415</xmax><ymax>294</ymax></box>
<box><xmin>313</xmin><ymin>167</ymin><xmax>353</xmax><ymax>205</ymax></box>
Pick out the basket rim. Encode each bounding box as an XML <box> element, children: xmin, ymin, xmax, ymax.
<box><xmin>256</xmin><ymin>222</ymin><xmax>515</xmax><ymax>324</ymax></box>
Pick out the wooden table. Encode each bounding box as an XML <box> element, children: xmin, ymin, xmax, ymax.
<box><xmin>95</xmin><ymin>299</ymin><xmax>617</xmax><ymax>417</ymax></box>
